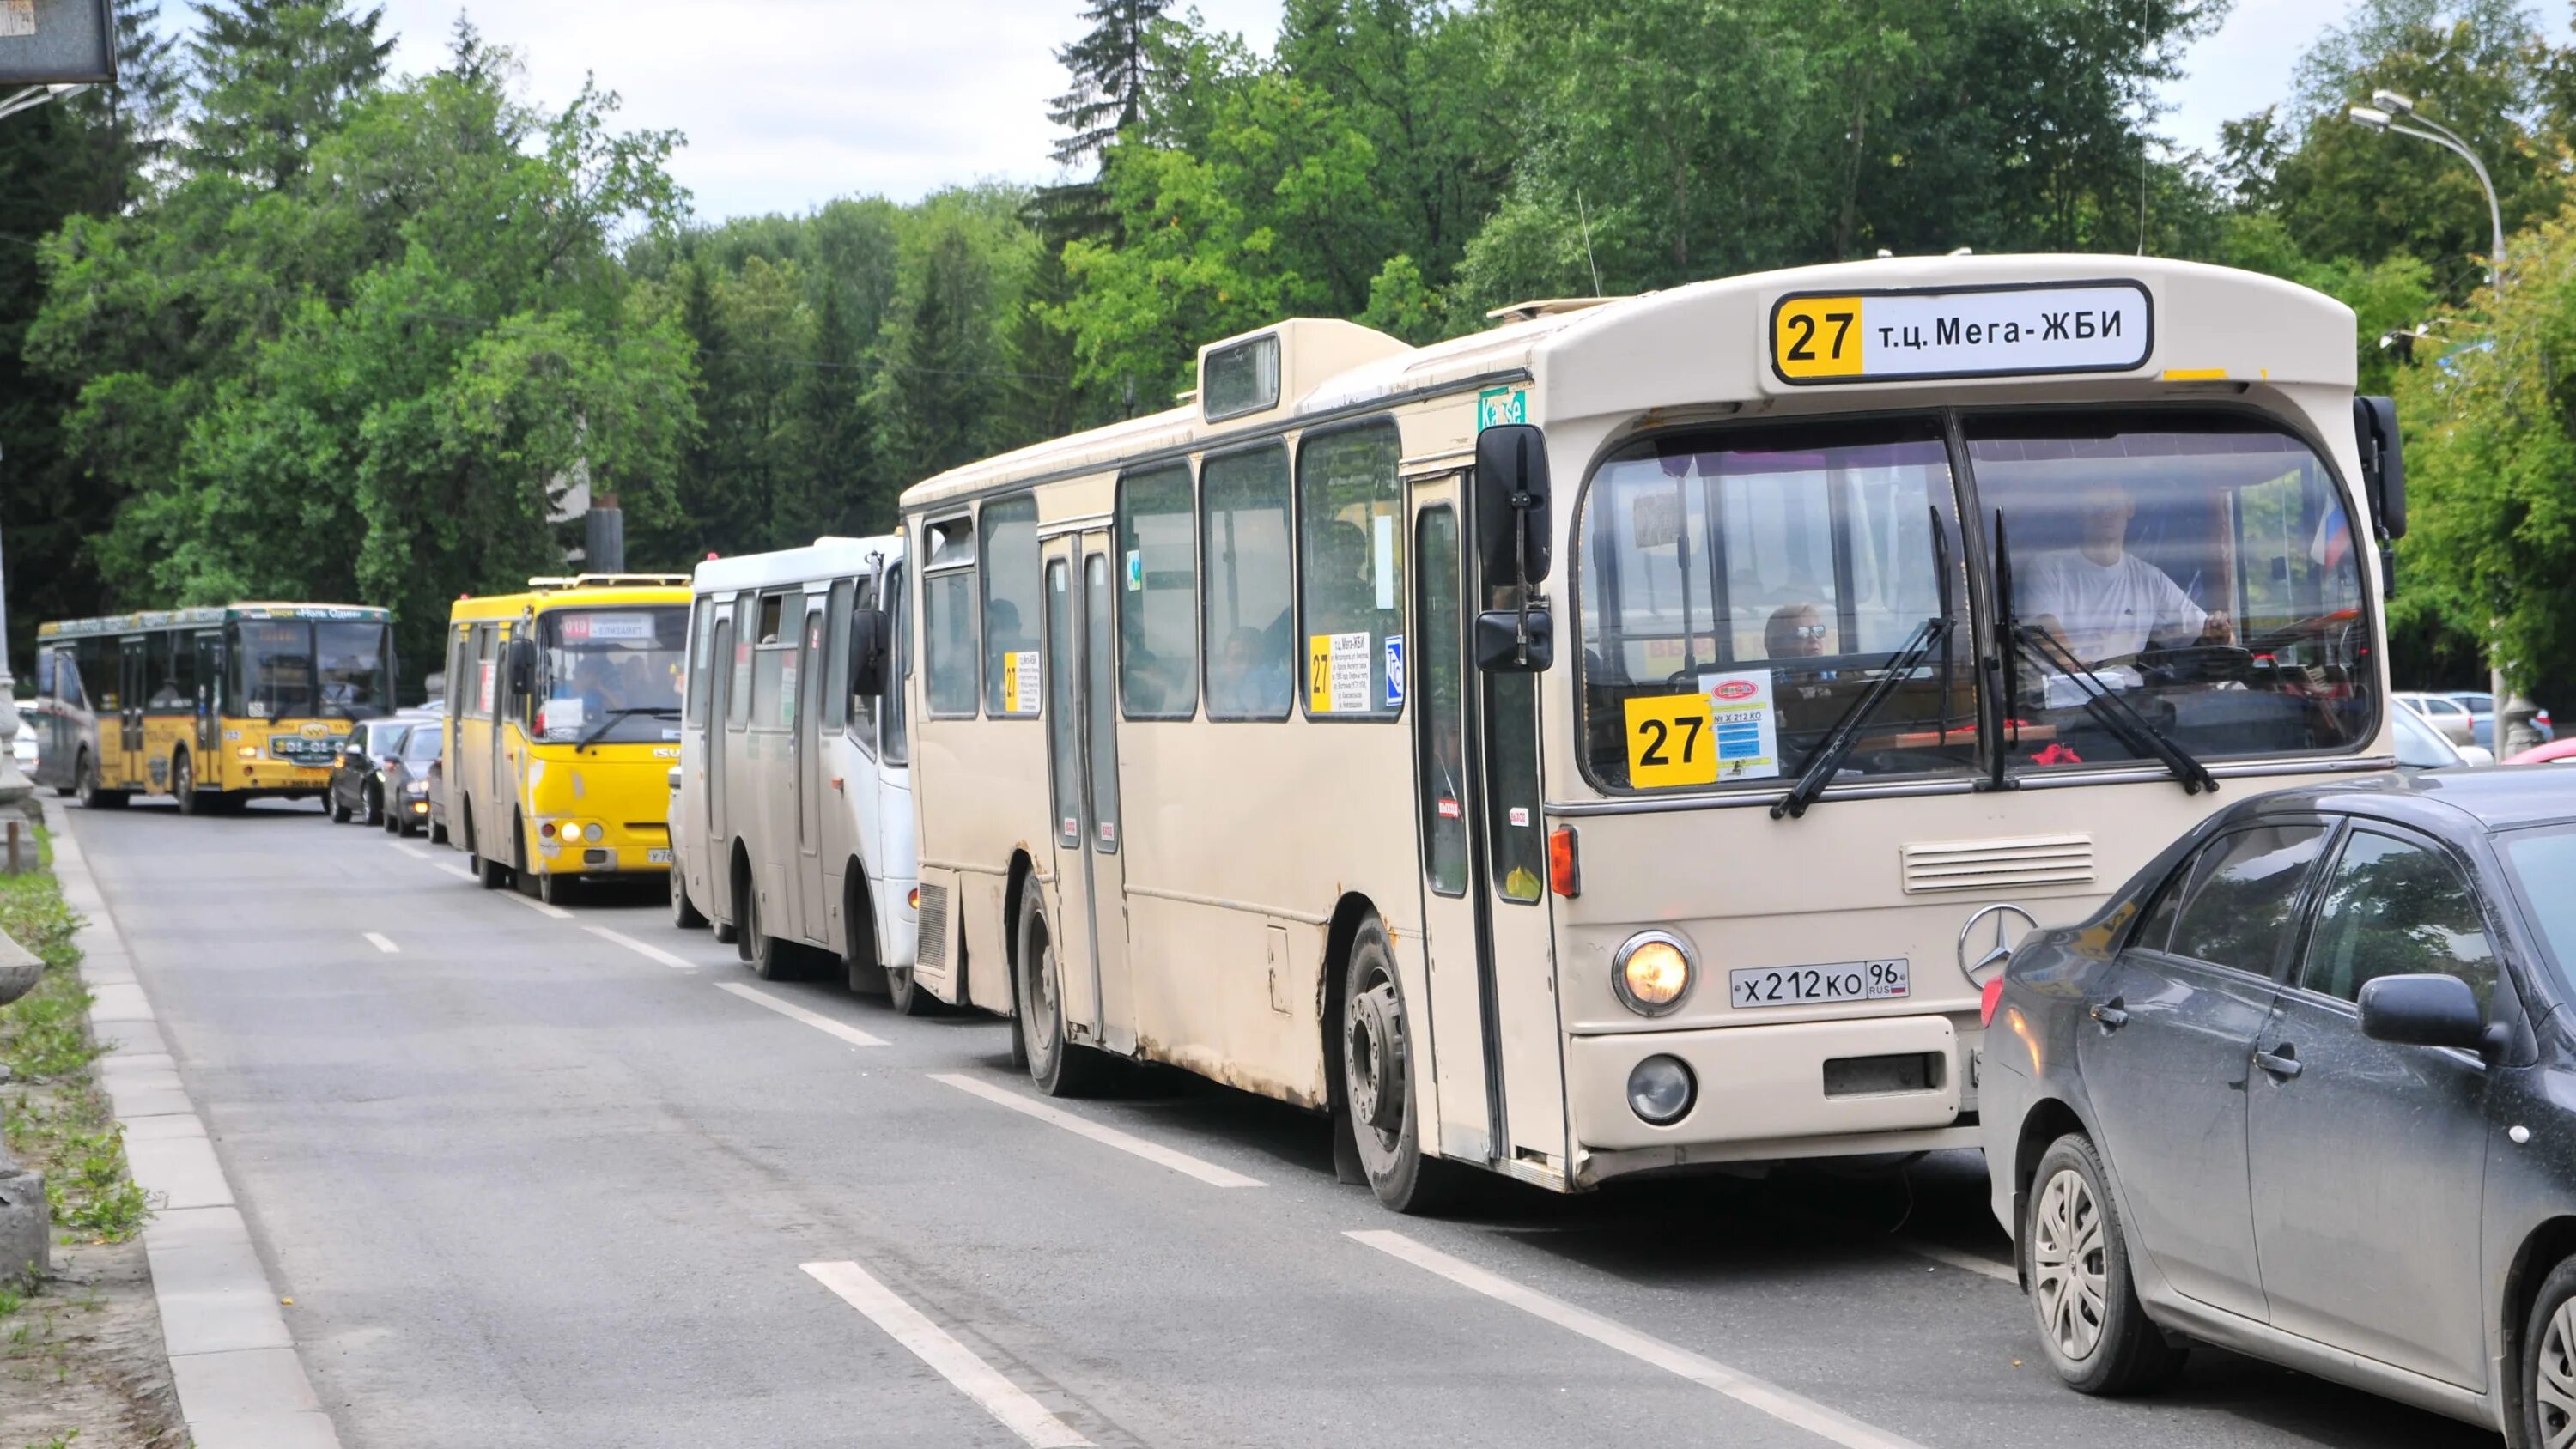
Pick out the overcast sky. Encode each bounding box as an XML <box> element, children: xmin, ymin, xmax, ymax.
<box><xmin>184</xmin><ymin>1</ymin><xmax>2364</xmax><ymax>221</ymax></box>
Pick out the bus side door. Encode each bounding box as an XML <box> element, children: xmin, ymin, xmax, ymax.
<box><xmin>1038</xmin><ymin>531</ymin><xmax>1134</xmax><ymax>1054</ymax></box>
<box><xmin>192</xmin><ymin>631</ymin><xmax>223</xmax><ymax>778</ymax></box>
<box><xmin>118</xmin><ymin>636</ymin><xmax>148</xmax><ymax>788</ymax></box>
<box><xmin>794</xmin><ymin>594</ymin><xmax>829</xmax><ymax>941</ymax></box>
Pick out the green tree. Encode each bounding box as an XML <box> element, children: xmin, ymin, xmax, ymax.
<box><xmin>1050</xmin><ymin>0</ymin><xmax>1173</xmax><ymax>166</ymax></box>
<box><xmin>186</xmin><ymin>0</ymin><xmax>394</xmax><ymax>189</ymax></box>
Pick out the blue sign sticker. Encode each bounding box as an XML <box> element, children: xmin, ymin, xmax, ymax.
<box><xmin>1384</xmin><ymin>634</ymin><xmax>1406</xmax><ymax>707</ymax></box>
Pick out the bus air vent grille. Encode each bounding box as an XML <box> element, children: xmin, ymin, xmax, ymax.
<box><xmin>915</xmin><ymin>882</ymin><xmax>950</xmax><ymax>971</ymax></box>
<box><xmin>1900</xmin><ymin>834</ymin><xmax>2093</xmax><ymax>894</ymax></box>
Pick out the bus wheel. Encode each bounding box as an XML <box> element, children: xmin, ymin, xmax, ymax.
<box><xmin>1015</xmin><ymin>877</ymin><xmax>1110</xmax><ymax>1097</ymax></box>
<box><xmin>76</xmin><ymin>752</ymin><xmax>125</xmax><ymax>810</ymax></box>
<box><xmin>743</xmin><ymin>887</ymin><xmax>799</xmax><ymax>980</ymax></box>
<box><xmin>842</xmin><ymin>876</ymin><xmax>887</xmax><ymax>997</ymax></box>
<box><xmin>537</xmin><ymin>869</ymin><xmax>569</xmax><ymax>908</ymax></box>
<box><xmin>1342</xmin><ymin>917</ymin><xmax>1461</xmax><ymax>1214</ymax></box>
<box><xmin>512</xmin><ymin>819</ymin><xmax>542</xmax><ymax>899</ymax></box>
<box><xmin>467</xmin><ymin>815</ymin><xmax>507</xmax><ymax>891</ymax></box>
<box><xmin>669</xmin><ymin>874</ymin><xmax>707</xmax><ymax>931</ymax></box>
<box><xmin>173</xmin><ymin>751</ymin><xmax>210</xmax><ymax>816</ymax></box>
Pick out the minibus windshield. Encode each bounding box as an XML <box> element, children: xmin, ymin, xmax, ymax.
<box><xmin>536</xmin><ymin>607</ymin><xmax>686</xmax><ymax>745</ymax></box>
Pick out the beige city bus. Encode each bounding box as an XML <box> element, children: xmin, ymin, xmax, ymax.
<box><xmin>897</xmin><ymin>254</ymin><xmax>2402</xmax><ymax>1211</ymax></box>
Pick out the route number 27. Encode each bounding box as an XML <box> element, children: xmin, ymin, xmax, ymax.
<box><xmin>1623</xmin><ymin>693</ymin><xmax>1719</xmax><ymax>787</ymax></box>
<box><xmin>1772</xmin><ymin>294</ymin><xmax>1865</xmax><ymax>380</ymax></box>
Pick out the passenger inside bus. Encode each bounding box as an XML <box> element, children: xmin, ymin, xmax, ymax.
<box><xmin>1212</xmin><ymin>627</ymin><xmax>1292</xmax><ymax>716</ymax></box>
<box><xmin>1764</xmin><ymin>603</ymin><xmax>1827</xmax><ymax>658</ymax></box>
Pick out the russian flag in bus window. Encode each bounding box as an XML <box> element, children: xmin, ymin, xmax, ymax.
<box><xmin>2310</xmin><ymin>508</ymin><xmax>2353</xmax><ymax>572</ymax></box>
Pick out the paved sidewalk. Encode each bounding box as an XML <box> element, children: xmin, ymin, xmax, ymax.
<box><xmin>49</xmin><ymin>800</ymin><xmax>342</xmax><ymax>1449</ymax></box>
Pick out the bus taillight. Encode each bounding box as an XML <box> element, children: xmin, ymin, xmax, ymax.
<box><xmin>1548</xmin><ymin>826</ymin><xmax>1580</xmax><ymax>898</ymax></box>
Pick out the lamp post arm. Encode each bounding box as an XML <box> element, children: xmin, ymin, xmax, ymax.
<box><xmin>2390</xmin><ymin>118</ymin><xmax>2506</xmax><ymax>275</ymax></box>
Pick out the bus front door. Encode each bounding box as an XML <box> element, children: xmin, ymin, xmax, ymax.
<box><xmin>118</xmin><ymin>637</ymin><xmax>147</xmax><ymax>789</ymax></box>
<box><xmin>192</xmin><ymin>632</ymin><xmax>222</xmax><ymax>773</ymax></box>
<box><xmin>1411</xmin><ymin>476</ymin><xmax>1568</xmax><ymax>1175</ymax></box>
<box><xmin>1039</xmin><ymin>537</ymin><xmax>1135</xmax><ymax>1055</ymax></box>
<box><xmin>793</xmin><ymin>597</ymin><xmax>827</xmax><ymax>937</ymax></box>
<box><xmin>705</xmin><ymin>609</ymin><xmax>736</xmax><ymax>919</ymax></box>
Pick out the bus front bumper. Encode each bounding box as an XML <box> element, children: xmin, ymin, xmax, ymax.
<box><xmin>1565</xmin><ymin>1013</ymin><xmax>1968</xmax><ymax>1173</ymax></box>
<box><xmin>528</xmin><ymin>822</ymin><xmax>672</xmax><ymax>876</ymax></box>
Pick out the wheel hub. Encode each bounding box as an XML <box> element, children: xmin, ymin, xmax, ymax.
<box><xmin>1346</xmin><ymin>981</ymin><xmax>1406</xmax><ymax>1134</ymax></box>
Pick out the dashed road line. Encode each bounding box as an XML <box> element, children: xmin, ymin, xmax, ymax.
<box><xmin>586</xmin><ymin>925</ymin><xmax>700</xmax><ymax>971</ymax></box>
<box><xmin>507</xmin><ymin>891</ymin><xmax>574</xmax><ymax>920</ymax></box>
<box><xmin>1903</xmin><ymin>1241</ymin><xmax>2015</xmax><ymax>1283</ymax></box>
<box><xmin>715</xmin><ymin>982</ymin><xmax>888</xmax><ymax>1046</ymax></box>
<box><xmin>363</xmin><ymin>931</ymin><xmax>399</xmax><ymax>955</ymax></box>
<box><xmin>801</xmin><ymin>1260</ymin><xmax>1092</xmax><ymax>1448</ymax></box>
<box><xmin>930</xmin><ymin>1072</ymin><xmax>1264</xmax><ymax>1189</ymax></box>
<box><xmin>386</xmin><ymin>841</ymin><xmax>432</xmax><ymax>861</ymax></box>
<box><xmin>434</xmin><ymin>863</ymin><xmax>477</xmax><ymax>883</ymax></box>
<box><xmin>1348</xmin><ymin>1228</ymin><xmax>1928</xmax><ymax>1449</ymax></box>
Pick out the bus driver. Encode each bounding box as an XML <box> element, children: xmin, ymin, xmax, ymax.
<box><xmin>2020</xmin><ymin>480</ymin><xmax>2232</xmax><ymax>673</ymax></box>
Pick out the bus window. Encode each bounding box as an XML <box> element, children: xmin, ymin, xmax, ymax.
<box><xmin>316</xmin><ymin>620</ymin><xmax>391</xmax><ymax>716</ymax></box>
<box><xmin>728</xmin><ymin>596</ymin><xmax>755</xmax><ymax>727</ymax></box>
<box><xmin>1117</xmin><ymin>464</ymin><xmax>1197</xmax><ymax>719</ymax></box>
<box><xmin>836</xmin><ymin>578</ymin><xmax>866</xmax><ymax>749</ymax></box>
<box><xmin>982</xmin><ymin>496</ymin><xmax>1042</xmax><ymax>717</ymax></box>
<box><xmin>750</xmin><ymin>592</ymin><xmax>795</xmax><ymax>731</ymax></box>
<box><xmin>231</xmin><ymin>621</ymin><xmax>312</xmax><ymax>719</ymax></box>
<box><xmin>33</xmin><ymin>646</ymin><xmax>53</xmax><ymax>700</ymax></box>
<box><xmin>447</xmin><ymin>629</ymin><xmax>471</xmax><ymax>717</ymax></box>
<box><xmin>1297</xmin><ymin>421</ymin><xmax>1403</xmax><ymax>719</ymax></box>
<box><xmin>925</xmin><ymin>567</ymin><xmax>979</xmax><ymax>718</ymax></box>
<box><xmin>1973</xmin><ymin>412</ymin><xmax>2374</xmax><ymax>768</ymax></box>
<box><xmin>1578</xmin><ymin>418</ymin><xmax>1973</xmax><ymax>792</ymax></box>
<box><xmin>1045</xmin><ymin>560</ymin><xmax>1080</xmax><ymax>845</ymax></box>
<box><xmin>1416</xmin><ymin>507</ymin><xmax>1467</xmax><ymax>897</ymax></box>
<box><xmin>882</xmin><ymin>563</ymin><xmax>909</xmax><ymax>764</ymax></box>
<box><xmin>161</xmin><ymin>633</ymin><xmax>198</xmax><ymax>712</ymax></box>
<box><xmin>468</xmin><ymin>624</ymin><xmax>497</xmax><ymax>718</ymax></box>
<box><xmin>683</xmin><ymin>597</ymin><xmax>714</xmax><ymax>726</ymax></box>
<box><xmin>1201</xmin><ymin>444</ymin><xmax>1294</xmax><ymax>720</ymax></box>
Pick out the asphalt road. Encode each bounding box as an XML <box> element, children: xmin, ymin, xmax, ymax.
<box><xmin>67</xmin><ymin>797</ymin><xmax>2503</xmax><ymax>1449</ymax></box>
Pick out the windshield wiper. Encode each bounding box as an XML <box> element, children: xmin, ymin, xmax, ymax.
<box><xmin>2014</xmin><ymin>626</ymin><xmax>2219</xmax><ymax>795</ymax></box>
<box><xmin>575</xmin><ymin>705</ymin><xmax>679</xmax><ymax>752</ymax></box>
<box><xmin>1774</xmin><ymin>509</ymin><xmax>1955</xmax><ymax>821</ymax></box>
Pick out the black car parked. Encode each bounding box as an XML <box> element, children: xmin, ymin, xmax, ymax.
<box><xmin>325</xmin><ymin>718</ymin><xmax>415</xmax><ymax>826</ymax></box>
<box><xmin>1982</xmin><ymin>768</ymin><xmax>2576</xmax><ymax>1444</ymax></box>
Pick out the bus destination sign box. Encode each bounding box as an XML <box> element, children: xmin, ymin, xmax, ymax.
<box><xmin>1768</xmin><ymin>280</ymin><xmax>2151</xmax><ymax>385</ymax></box>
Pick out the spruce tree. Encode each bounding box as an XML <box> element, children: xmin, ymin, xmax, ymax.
<box><xmin>1047</xmin><ymin>0</ymin><xmax>1170</xmax><ymax>167</ymax></box>
<box><xmin>187</xmin><ymin>0</ymin><xmax>393</xmax><ymax>189</ymax></box>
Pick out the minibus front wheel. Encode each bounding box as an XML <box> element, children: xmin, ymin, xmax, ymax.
<box><xmin>1340</xmin><ymin>917</ymin><xmax>1464</xmax><ymax>1216</ymax></box>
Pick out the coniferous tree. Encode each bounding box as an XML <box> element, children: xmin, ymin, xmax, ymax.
<box><xmin>1047</xmin><ymin>0</ymin><xmax>1170</xmax><ymax>167</ymax></box>
<box><xmin>186</xmin><ymin>0</ymin><xmax>392</xmax><ymax>189</ymax></box>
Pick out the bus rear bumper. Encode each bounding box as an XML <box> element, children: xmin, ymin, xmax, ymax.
<box><xmin>1565</xmin><ymin>1013</ymin><xmax>1965</xmax><ymax>1164</ymax></box>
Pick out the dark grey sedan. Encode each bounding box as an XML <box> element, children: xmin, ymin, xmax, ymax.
<box><xmin>1980</xmin><ymin>768</ymin><xmax>2576</xmax><ymax>1444</ymax></box>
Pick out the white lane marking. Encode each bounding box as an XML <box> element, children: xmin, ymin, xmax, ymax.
<box><xmin>508</xmin><ymin>891</ymin><xmax>574</xmax><ymax>920</ymax></box>
<box><xmin>929</xmin><ymin>1072</ymin><xmax>1263</xmax><ymax>1189</ymax></box>
<box><xmin>1348</xmin><ymin>1229</ymin><xmax>1928</xmax><ymax>1449</ymax></box>
<box><xmin>586</xmin><ymin>925</ymin><xmax>699</xmax><ymax>971</ymax></box>
<box><xmin>434</xmin><ymin>864</ymin><xmax>477</xmax><ymax>883</ymax></box>
<box><xmin>363</xmin><ymin>932</ymin><xmax>399</xmax><ymax>955</ymax></box>
<box><xmin>801</xmin><ymin>1260</ymin><xmax>1091</xmax><ymax>1449</ymax></box>
<box><xmin>715</xmin><ymin>982</ymin><xmax>888</xmax><ymax>1047</ymax></box>
<box><xmin>386</xmin><ymin>842</ymin><xmax>431</xmax><ymax>861</ymax></box>
<box><xmin>1904</xmin><ymin>1242</ymin><xmax>2014</xmax><ymax>1283</ymax></box>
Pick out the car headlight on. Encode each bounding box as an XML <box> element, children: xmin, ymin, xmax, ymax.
<box><xmin>1626</xmin><ymin>1055</ymin><xmax>1696</xmax><ymax>1125</ymax></box>
<box><xmin>1612</xmin><ymin>930</ymin><xmax>1695</xmax><ymax>1016</ymax></box>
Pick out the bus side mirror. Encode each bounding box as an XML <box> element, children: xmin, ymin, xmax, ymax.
<box><xmin>848</xmin><ymin>608</ymin><xmax>891</xmax><ymax>699</ymax></box>
<box><xmin>1474</xmin><ymin>424</ymin><xmax>1552</xmax><ymax>588</ymax></box>
<box><xmin>504</xmin><ymin>637</ymin><xmax>537</xmax><ymax>698</ymax></box>
<box><xmin>2354</xmin><ymin>396</ymin><xmax>2406</xmax><ymax>541</ymax></box>
<box><xmin>1474</xmin><ymin>608</ymin><xmax>1554</xmax><ymax>673</ymax></box>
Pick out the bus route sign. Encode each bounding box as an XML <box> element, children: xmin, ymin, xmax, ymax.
<box><xmin>1768</xmin><ymin>280</ymin><xmax>2152</xmax><ymax>386</ymax></box>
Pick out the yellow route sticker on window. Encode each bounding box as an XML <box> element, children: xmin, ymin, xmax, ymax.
<box><xmin>1771</xmin><ymin>294</ymin><xmax>1865</xmax><ymax>379</ymax></box>
<box><xmin>1002</xmin><ymin>650</ymin><xmax>1041</xmax><ymax>715</ymax></box>
<box><xmin>1623</xmin><ymin>693</ymin><xmax>1719</xmax><ymax>788</ymax></box>
<box><xmin>1307</xmin><ymin>631</ymin><xmax>1372</xmax><ymax>713</ymax></box>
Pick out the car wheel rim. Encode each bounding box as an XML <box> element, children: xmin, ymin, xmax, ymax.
<box><xmin>2538</xmin><ymin>1298</ymin><xmax>2576</xmax><ymax>1447</ymax></box>
<box><xmin>2032</xmin><ymin>1167</ymin><xmax>2108</xmax><ymax>1362</ymax></box>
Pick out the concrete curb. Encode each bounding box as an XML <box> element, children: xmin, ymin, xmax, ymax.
<box><xmin>46</xmin><ymin>800</ymin><xmax>343</xmax><ymax>1449</ymax></box>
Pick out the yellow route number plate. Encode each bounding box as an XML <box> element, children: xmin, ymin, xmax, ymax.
<box><xmin>1771</xmin><ymin>295</ymin><xmax>1864</xmax><ymax>380</ymax></box>
<box><xmin>1624</xmin><ymin>693</ymin><xmax>1719</xmax><ymax>788</ymax></box>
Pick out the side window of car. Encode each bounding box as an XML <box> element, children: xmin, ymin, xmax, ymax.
<box><xmin>2164</xmin><ymin>823</ymin><xmax>2330</xmax><ymax>976</ymax></box>
<box><xmin>2129</xmin><ymin>845</ymin><xmax>2205</xmax><ymax>955</ymax></box>
<box><xmin>2299</xmin><ymin>829</ymin><xmax>2499</xmax><ymax>1009</ymax></box>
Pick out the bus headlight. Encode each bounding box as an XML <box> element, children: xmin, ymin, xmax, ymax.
<box><xmin>1627</xmin><ymin>1056</ymin><xmax>1696</xmax><ymax>1125</ymax></box>
<box><xmin>1612</xmin><ymin>931</ymin><xmax>1694</xmax><ymax>1016</ymax></box>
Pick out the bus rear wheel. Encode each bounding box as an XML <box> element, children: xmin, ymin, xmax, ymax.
<box><xmin>466</xmin><ymin>814</ymin><xmax>507</xmax><ymax>891</ymax></box>
<box><xmin>670</xmin><ymin>873</ymin><xmax>707</xmax><ymax>930</ymax></box>
<box><xmin>742</xmin><ymin>885</ymin><xmax>802</xmax><ymax>980</ymax></box>
<box><xmin>1342</xmin><ymin>917</ymin><xmax>1461</xmax><ymax>1215</ymax></box>
<box><xmin>1015</xmin><ymin>877</ymin><xmax>1112</xmax><ymax>1097</ymax></box>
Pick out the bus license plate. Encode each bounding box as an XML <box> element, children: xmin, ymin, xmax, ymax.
<box><xmin>1728</xmin><ymin>959</ymin><xmax>1910</xmax><ymax>1009</ymax></box>
<box><xmin>647</xmin><ymin>848</ymin><xmax>671</xmax><ymax>864</ymax></box>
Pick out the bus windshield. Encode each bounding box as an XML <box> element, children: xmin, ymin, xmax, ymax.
<box><xmin>231</xmin><ymin>620</ymin><xmax>393</xmax><ymax>720</ymax></box>
<box><xmin>537</xmin><ymin>607</ymin><xmax>686</xmax><ymax>744</ymax></box>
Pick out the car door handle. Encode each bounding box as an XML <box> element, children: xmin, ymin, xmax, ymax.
<box><xmin>2089</xmin><ymin>998</ymin><xmax>2129</xmax><ymax>1030</ymax></box>
<box><xmin>2254</xmin><ymin>1045</ymin><xmax>2303</xmax><ymax>1080</ymax></box>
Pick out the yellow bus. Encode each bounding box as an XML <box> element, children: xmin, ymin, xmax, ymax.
<box><xmin>30</xmin><ymin>603</ymin><xmax>396</xmax><ymax>812</ymax></box>
<box><xmin>896</xmin><ymin>254</ymin><xmax>2401</xmax><ymax>1212</ymax></box>
<box><xmin>440</xmin><ymin>576</ymin><xmax>691</xmax><ymax>904</ymax></box>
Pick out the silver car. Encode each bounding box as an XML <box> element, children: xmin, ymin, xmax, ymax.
<box><xmin>1980</xmin><ymin>770</ymin><xmax>2576</xmax><ymax>1443</ymax></box>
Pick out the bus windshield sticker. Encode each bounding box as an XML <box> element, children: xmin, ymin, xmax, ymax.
<box><xmin>1508</xmin><ymin>806</ymin><xmax>1531</xmax><ymax>828</ymax></box>
<box><xmin>1372</xmin><ymin>515</ymin><xmax>1396</xmax><ymax>609</ymax></box>
<box><xmin>1769</xmin><ymin>281</ymin><xmax>2150</xmax><ymax>385</ymax></box>
<box><xmin>563</xmin><ymin>612</ymin><xmax>655</xmax><ymax>643</ymax></box>
<box><xmin>1308</xmin><ymin>631</ymin><xmax>1373</xmax><ymax>713</ymax></box>
<box><xmin>1702</xmin><ymin>670</ymin><xmax>1782</xmax><ymax>779</ymax></box>
<box><xmin>1005</xmin><ymin>651</ymin><xmax>1041</xmax><ymax>715</ymax></box>
<box><xmin>1621</xmin><ymin>692</ymin><xmax>1718</xmax><ymax>789</ymax></box>
<box><xmin>1383</xmin><ymin>635</ymin><xmax>1405</xmax><ymax>708</ymax></box>
<box><xmin>477</xmin><ymin>662</ymin><xmax>495</xmax><ymax>715</ymax></box>
<box><xmin>1126</xmin><ymin>550</ymin><xmax>1143</xmax><ymax>591</ymax></box>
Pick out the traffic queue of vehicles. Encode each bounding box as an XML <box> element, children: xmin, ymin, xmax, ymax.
<box><xmin>22</xmin><ymin>253</ymin><xmax>2574</xmax><ymax>1442</ymax></box>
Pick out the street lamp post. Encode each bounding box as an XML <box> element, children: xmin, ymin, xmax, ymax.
<box><xmin>2349</xmin><ymin>91</ymin><xmax>2543</xmax><ymax>755</ymax></box>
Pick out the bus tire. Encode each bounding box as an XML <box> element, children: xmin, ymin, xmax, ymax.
<box><xmin>513</xmin><ymin>816</ymin><xmax>542</xmax><ymax>898</ymax></box>
<box><xmin>536</xmin><ymin>869</ymin><xmax>568</xmax><ymax>908</ymax></box>
<box><xmin>76</xmin><ymin>751</ymin><xmax>125</xmax><ymax>810</ymax></box>
<box><xmin>842</xmin><ymin>874</ymin><xmax>887</xmax><ymax>997</ymax></box>
<box><xmin>466</xmin><ymin>813</ymin><xmax>507</xmax><ymax>891</ymax></box>
<box><xmin>1015</xmin><ymin>876</ymin><xmax>1112</xmax><ymax>1097</ymax></box>
<box><xmin>670</xmin><ymin>874</ymin><xmax>707</xmax><ymax>930</ymax></box>
<box><xmin>173</xmin><ymin>751</ymin><xmax>216</xmax><ymax>816</ymax></box>
<box><xmin>742</xmin><ymin>886</ymin><xmax>803</xmax><ymax>981</ymax></box>
<box><xmin>1340</xmin><ymin>916</ymin><xmax>1461</xmax><ymax>1215</ymax></box>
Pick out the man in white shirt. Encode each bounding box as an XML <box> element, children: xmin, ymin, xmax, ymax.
<box><xmin>2021</xmin><ymin>482</ymin><xmax>2232</xmax><ymax>670</ymax></box>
